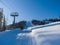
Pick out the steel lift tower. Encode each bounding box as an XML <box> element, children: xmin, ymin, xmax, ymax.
<box><xmin>11</xmin><ymin>12</ymin><xmax>19</xmax><ymax>28</ymax></box>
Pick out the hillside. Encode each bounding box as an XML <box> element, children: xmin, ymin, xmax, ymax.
<box><xmin>0</xmin><ymin>21</ymin><xmax>60</xmax><ymax>45</ymax></box>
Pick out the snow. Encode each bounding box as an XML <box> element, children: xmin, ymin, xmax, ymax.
<box><xmin>27</xmin><ymin>21</ymin><xmax>60</xmax><ymax>30</ymax></box>
<box><xmin>0</xmin><ymin>21</ymin><xmax>60</xmax><ymax>45</ymax></box>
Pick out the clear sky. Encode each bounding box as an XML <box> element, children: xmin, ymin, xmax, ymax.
<box><xmin>0</xmin><ymin>0</ymin><xmax>60</xmax><ymax>25</ymax></box>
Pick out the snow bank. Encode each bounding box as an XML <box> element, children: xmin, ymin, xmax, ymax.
<box><xmin>17</xmin><ymin>21</ymin><xmax>60</xmax><ymax>45</ymax></box>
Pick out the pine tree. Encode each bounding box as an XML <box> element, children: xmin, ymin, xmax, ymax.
<box><xmin>3</xmin><ymin>16</ymin><xmax>6</xmax><ymax>31</ymax></box>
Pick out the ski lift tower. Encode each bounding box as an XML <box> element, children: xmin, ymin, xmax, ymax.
<box><xmin>11</xmin><ymin>12</ymin><xmax>19</xmax><ymax>28</ymax></box>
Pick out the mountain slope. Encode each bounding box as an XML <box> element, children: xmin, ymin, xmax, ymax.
<box><xmin>0</xmin><ymin>21</ymin><xmax>60</xmax><ymax>45</ymax></box>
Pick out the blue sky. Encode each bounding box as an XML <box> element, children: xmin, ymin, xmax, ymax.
<box><xmin>0</xmin><ymin>0</ymin><xmax>60</xmax><ymax>25</ymax></box>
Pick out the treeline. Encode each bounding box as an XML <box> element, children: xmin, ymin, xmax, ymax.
<box><xmin>14</xmin><ymin>17</ymin><xmax>60</xmax><ymax>30</ymax></box>
<box><xmin>32</xmin><ymin>18</ymin><xmax>60</xmax><ymax>25</ymax></box>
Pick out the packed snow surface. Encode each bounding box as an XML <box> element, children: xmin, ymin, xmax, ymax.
<box><xmin>0</xmin><ymin>21</ymin><xmax>60</xmax><ymax>45</ymax></box>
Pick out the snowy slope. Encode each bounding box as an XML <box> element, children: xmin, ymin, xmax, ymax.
<box><xmin>17</xmin><ymin>21</ymin><xmax>60</xmax><ymax>45</ymax></box>
<box><xmin>27</xmin><ymin>21</ymin><xmax>60</xmax><ymax>30</ymax></box>
<box><xmin>0</xmin><ymin>21</ymin><xmax>60</xmax><ymax>45</ymax></box>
